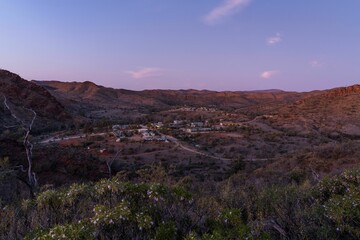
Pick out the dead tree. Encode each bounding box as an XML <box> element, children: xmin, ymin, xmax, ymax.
<box><xmin>107</xmin><ymin>150</ymin><xmax>121</xmax><ymax>179</ymax></box>
<box><xmin>2</xmin><ymin>95</ymin><xmax>38</xmax><ymax>189</ymax></box>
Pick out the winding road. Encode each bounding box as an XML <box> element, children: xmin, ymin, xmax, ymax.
<box><xmin>163</xmin><ymin>134</ymin><xmax>272</xmax><ymax>162</ymax></box>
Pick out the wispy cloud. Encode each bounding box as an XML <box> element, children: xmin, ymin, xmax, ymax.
<box><xmin>260</xmin><ymin>70</ymin><xmax>279</xmax><ymax>79</ymax></box>
<box><xmin>309</xmin><ymin>60</ymin><xmax>324</xmax><ymax>68</ymax></box>
<box><xmin>266</xmin><ymin>33</ymin><xmax>282</xmax><ymax>46</ymax></box>
<box><xmin>203</xmin><ymin>0</ymin><xmax>252</xmax><ymax>25</ymax></box>
<box><xmin>126</xmin><ymin>67</ymin><xmax>164</xmax><ymax>79</ymax></box>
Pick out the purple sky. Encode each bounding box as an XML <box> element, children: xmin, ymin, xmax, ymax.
<box><xmin>1</xmin><ymin>0</ymin><xmax>360</xmax><ymax>91</ymax></box>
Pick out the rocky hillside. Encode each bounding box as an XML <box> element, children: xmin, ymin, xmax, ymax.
<box><xmin>2</xmin><ymin>69</ymin><xmax>360</xmax><ymax>135</ymax></box>
<box><xmin>33</xmin><ymin>80</ymin><xmax>167</xmax><ymax>114</ymax></box>
<box><xmin>34</xmin><ymin>80</ymin><xmax>311</xmax><ymax>115</ymax></box>
<box><xmin>252</xmin><ymin>84</ymin><xmax>360</xmax><ymax>138</ymax></box>
<box><xmin>0</xmin><ymin>69</ymin><xmax>71</xmax><ymax>133</ymax></box>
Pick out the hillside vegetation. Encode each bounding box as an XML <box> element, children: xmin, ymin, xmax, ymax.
<box><xmin>1</xmin><ymin>168</ymin><xmax>359</xmax><ymax>239</ymax></box>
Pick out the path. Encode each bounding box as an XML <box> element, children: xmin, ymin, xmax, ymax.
<box><xmin>39</xmin><ymin>132</ymin><xmax>107</xmax><ymax>144</ymax></box>
<box><xmin>163</xmin><ymin>134</ymin><xmax>273</xmax><ymax>162</ymax></box>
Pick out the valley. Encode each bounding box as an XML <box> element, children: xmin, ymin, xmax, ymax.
<box><xmin>1</xmin><ymin>69</ymin><xmax>359</xmax><ymax>239</ymax></box>
<box><xmin>2</xmin><ymin>69</ymin><xmax>360</xmax><ymax>189</ymax></box>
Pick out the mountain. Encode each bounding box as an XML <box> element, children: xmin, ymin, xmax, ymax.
<box><xmin>140</xmin><ymin>89</ymin><xmax>313</xmax><ymax>110</ymax></box>
<box><xmin>3</xmin><ymin>69</ymin><xmax>360</xmax><ymax>136</ymax></box>
<box><xmin>0</xmin><ymin>69</ymin><xmax>71</xmax><ymax>133</ymax></box>
<box><xmin>33</xmin><ymin>80</ymin><xmax>167</xmax><ymax>122</ymax></box>
<box><xmin>33</xmin><ymin>80</ymin><xmax>312</xmax><ymax>119</ymax></box>
<box><xmin>271</xmin><ymin>84</ymin><xmax>360</xmax><ymax>137</ymax></box>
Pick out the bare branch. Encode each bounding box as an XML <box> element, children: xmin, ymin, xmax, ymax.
<box><xmin>3</xmin><ymin>95</ymin><xmax>36</xmax><ymax>130</ymax></box>
<box><xmin>3</xmin><ymin>95</ymin><xmax>26</xmax><ymax>127</ymax></box>
<box><xmin>311</xmin><ymin>168</ymin><xmax>320</xmax><ymax>183</ymax></box>
<box><xmin>3</xmin><ymin>124</ymin><xmax>20</xmax><ymax>129</ymax></box>
<box><xmin>267</xmin><ymin>219</ymin><xmax>287</xmax><ymax>238</ymax></box>
<box><xmin>32</xmin><ymin>172</ymin><xmax>38</xmax><ymax>187</ymax></box>
<box><xmin>107</xmin><ymin>150</ymin><xmax>121</xmax><ymax>179</ymax></box>
<box><xmin>13</xmin><ymin>165</ymin><xmax>27</xmax><ymax>172</ymax></box>
<box><xmin>2</xmin><ymin>94</ymin><xmax>38</xmax><ymax>189</ymax></box>
<box><xmin>26</xmin><ymin>108</ymin><xmax>37</xmax><ymax>131</ymax></box>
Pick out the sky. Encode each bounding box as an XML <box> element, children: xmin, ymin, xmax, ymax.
<box><xmin>1</xmin><ymin>0</ymin><xmax>360</xmax><ymax>91</ymax></box>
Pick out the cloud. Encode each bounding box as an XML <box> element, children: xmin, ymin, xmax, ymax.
<box><xmin>203</xmin><ymin>0</ymin><xmax>252</xmax><ymax>25</ymax></box>
<box><xmin>260</xmin><ymin>70</ymin><xmax>278</xmax><ymax>79</ymax></box>
<box><xmin>126</xmin><ymin>67</ymin><xmax>164</xmax><ymax>79</ymax></box>
<box><xmin>309</xmin><ymin>60</ymin><xmax>323</xmax><ymax>68</ymax></box>
<box><xmin>267</xmin><ymin>33</ymin><xmax>282</xmax><ymax>46</ymax></box>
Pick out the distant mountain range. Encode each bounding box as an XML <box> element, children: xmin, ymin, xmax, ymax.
<box><xmin>32</xmin><ymin>78</ymin><xmax>313</xmax><ymax>115</ymax></box>
<box><xmin>1</xmin><ymin>69</ymin><xmax>360</xmax><ymax>134</ymax></box>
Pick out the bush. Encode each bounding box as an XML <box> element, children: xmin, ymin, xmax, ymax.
<box><xmin>0</xmin><ymin>169</ymin><xmax>359</xmax><ymax>239</ymax></box>
<box><xmin>314</xmin><ymin>169</ymin><xmax>360</xmax><ymax>239</ymax></box>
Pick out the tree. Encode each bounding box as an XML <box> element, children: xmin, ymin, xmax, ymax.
<box><xmin>2</xmin><ymin>95</ymin><xmax>38</xmax><ymax>191</ymax></box>
<box><xmin>106</xmin><ymin>150</ymin><xmax>121</xmax><ymax>179</ymax></box>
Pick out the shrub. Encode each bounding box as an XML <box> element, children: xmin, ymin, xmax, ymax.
<box><xmin>314</xmin><ymin>169</ymin><xmax>360</xmax><ymax>239</ymax></box>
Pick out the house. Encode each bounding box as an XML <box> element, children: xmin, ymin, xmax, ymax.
<box><xmin>170</xmin><ymin>120</ymin><xmax>186</xmax><ymax>129</ymax></box>
<box><xmin>112</xmin><ymin>129</ymin><xmax>126</xmax><ymax>139</ymax></box>
<box><xmin>219</xmin><ymin>121</ymin><xmax>239</xmax><ymax>127</ymax></box>
<box><xmin>154</xmin><ymin>122</ymin><xmax>164</xmax><ymax>128</ymax></box>
<box><xmin>143</xmin><ymin>136</ymin><xmax>168</xmax><ymax>142</ymax></box>
<box><xmin>141</xmin><ymin>129</ymin><xmax>156</xmax><ymax>138</ymax></box>
<box><xmin>212</xmin><ymin>125</ymin><xmax>224</xmax><ymax>131</ymax></box>
<box><xmin>190</xmin><ymin>122</ymin><xmax>204</xmax><ymax>128</ymax></box>
<box><xmin>138</xmin><ymin>128</ymin><xmax>149</xmax><ymax>134</ymax></box>
<box><xmin>185</xmin><ymin>127</ymin><xmax>212</xmax><ymax>133</ymax></box>
<box><xmin>112</xmin><ymin>125</ymin><xmax>129</xmax><ymax>131</ymax></box>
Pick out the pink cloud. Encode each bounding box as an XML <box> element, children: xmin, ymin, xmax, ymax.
<box><xmin>260</xmin><ymin>70</ymin><xmax>279</xmax><ymax>79</ymax></box>
<box><xmin>126</xmin><ymin>67</ymin><xmax>164</xmax><ymax>79</ymax></box>
<box><xmin>203</xmin><ymin>0</ymin><xmax>252</xmax><ymax>25</ymax></box>
<box><xmin>267</xmin><ymin>33</ymin><xmax>282</xmax><ymax>46</ymax></box>
<box><xmin>309</xmin><ymin>60</ymin><xmax>324</xmax><ymax>68</ymax></box>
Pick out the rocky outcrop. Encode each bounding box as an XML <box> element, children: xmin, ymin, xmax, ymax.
<box><xmin>0</xmin><ymin>69</ymin><xmax>69</xmax><ymax>120</ymax></box>
<box><xmin>325</xmin><ymin>85</ymin><xmax>360</xmax><ymax>98</ymax></box>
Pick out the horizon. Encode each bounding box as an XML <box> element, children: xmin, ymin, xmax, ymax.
<box><xmin>1</xmin><ymin>1</ymin><xmax>360</xmax><ymax>91</ymax></box>
<box><xmin>31</xmin><ymin>74</ymin><xmax>359</xmax><ymax>93</ymax></box>
<box><xmin>2</xmin><ymin>67</ymin><xmax>358</xmax><ymax>93</ymax></box>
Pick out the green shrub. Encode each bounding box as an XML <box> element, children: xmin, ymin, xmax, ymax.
<box><xmin>25</xmin><ymin>222</ymin><xmax>94</xmax><ymax>240</ymax></box>
<box><xmin>1</xmin><ymin>168</ymin><xmax>359</xmax><ymax>240</ymax></box>
<box><xmin>155</xmin><ymin>221</ymin><xmax>177</xmax><ymax>240</ymax></box>
<box><xmin>314</xmin><ymin>169</ymin><xmax>360</xmax><ymax>238</ymax></box>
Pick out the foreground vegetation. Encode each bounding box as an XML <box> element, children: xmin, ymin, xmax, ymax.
<box><xmin>0</xmin><ymin>167</ymin><xmax>359</xmax><ymax>240</ymax></box>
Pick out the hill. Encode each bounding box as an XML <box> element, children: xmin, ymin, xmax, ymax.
<box><xmin>269</xmin><ymin>84</ymin><xmax>360</xmax><ymax>137</ymax></box>
<box><xmin>33</xmin><ymin>80</ymin><xmax>315</xmax><ymax>122</ymax></box>
<box><xmin>0</xmin><ymin>69</ymin><xmax>71</xmax><ymax>133</ymax></box>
